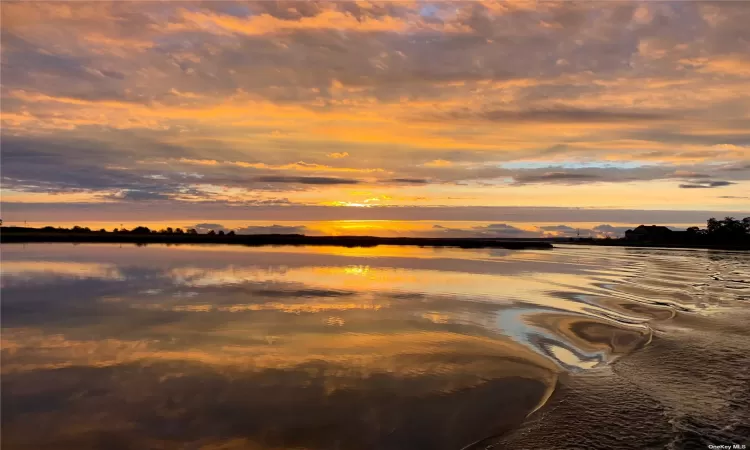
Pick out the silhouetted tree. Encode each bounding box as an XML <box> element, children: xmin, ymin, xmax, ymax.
<box><xmin>707</xmin><ymin>217</ymin><xmax>720</xmax><ymax>234</ymax></box>
<box><xmin>207</xmin><ymin>230</ymin><xmax>216</xmax><ymax>236</ymax></box>
<box><xmin>218</xmin><ymin>230</ymin><xmax>225</xmax><ymax>236</ymax></box>
<box><xmin>175</xmin><ymin>228</ymin><xmax>184</xmax><ymax>235</ymax></box>
<box><xmin>132</xmin><ymin>226</ymin><xmax>151</xmax><ymax>234</ymax></box>
<box><xmin>186</xmin><ymin>229</ymin><xmax>198</xmax><ymax>235</ymax></box>
<box><xmin>707</xmin><ymin>217</ymin><xmax>747</xmax><ymax>236</ymax></box>
<box><xmin>703</xmin><ymin>216</ymin><xmax>750</xmax><ymax>242</ymax></box>
<box><xmin>686</xmin><ymin>226</ymin><xmax>702</xmax><ymax>234</ymax></box>
<box><xmin>227</xmin><ymin>230</ymin><xmax>235</xmax><ymax>236</ymax></box>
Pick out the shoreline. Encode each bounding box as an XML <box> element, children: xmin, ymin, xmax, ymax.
<box><xmin>0</xmin><ymin>231</ymin><xmax>553</xmax><ymax>250</ymax></box>
<box><xmin>3</xmin><ymin>229</ymin><xmax>747</xmax><ymax>251</ymax></box>
<box><xmin>564</xmin><ymin>240</ymin><xmax>750</xmax><ymax>251</ymax></box>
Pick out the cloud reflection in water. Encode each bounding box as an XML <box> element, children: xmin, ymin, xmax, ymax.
<box><xmin>2</xmin><ymin>243</ymin><xmax>744</xmax><ymax>449</ymax></box>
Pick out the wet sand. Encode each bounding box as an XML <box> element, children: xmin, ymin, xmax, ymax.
<box><xmin>494</xmin><ymin>249</ymin><xmax>750</xmax><ymax>449</ymax></box>
<box><xmin>492</xmin><ymin>311</ymin><xmax>750</xmax><ymax>449</ymax></box>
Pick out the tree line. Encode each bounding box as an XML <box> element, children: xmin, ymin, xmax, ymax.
<box><xmin>686</xmin><ymin>217</ymin><xmax>749</xmax><ymax>240</ymax></box>
<box><xmin>2</xmin><ymin>217</ymin><xmax>748</xmax><ymax>244</ymax></box>
<box><xmin>33</xmin><ymin>225</ymin><xmax>236</xmax><ymax>236</ymax></box>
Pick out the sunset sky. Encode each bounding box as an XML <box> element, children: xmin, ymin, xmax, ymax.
<box><xmin>1</xmin><ymin>1</ymin><xmax>749</xmax><ymax>237</ymax></box>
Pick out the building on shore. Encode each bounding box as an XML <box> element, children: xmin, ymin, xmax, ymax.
<box><xmin>625</xmin><ymin>225</ymin><xmax>674</xmax><ymax>242</ymax></box>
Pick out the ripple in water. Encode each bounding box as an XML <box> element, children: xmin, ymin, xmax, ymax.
<box><xmin>1</xmin><ymin>243</ymin><xmax>748</xmax><ymax>449</ymax></box>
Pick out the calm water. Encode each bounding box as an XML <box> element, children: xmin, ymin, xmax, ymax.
<box><xmin>2</xmin><ymin>244</ymin><xmax>749</xmax><ymax>449</ymax></box>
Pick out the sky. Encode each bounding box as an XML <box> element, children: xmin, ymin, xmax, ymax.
<box><xmin>1</xmin><ymin>1</ymin><xmax>749</xmax><ymax>237</ymax></box>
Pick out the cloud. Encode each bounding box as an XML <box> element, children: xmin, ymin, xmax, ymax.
<box><xmin>440</xmin><ymin>108</ymin><xmax>674</xmax><ymax>124</ymax></box>
<box><xmin>3</xmin><ymin>203</ymin><xmax>744</xmax><ymax>224</ymax></box>
<box><xmin>177</xmin><ymin>159</ymin><xmax>383</xmax><ymax>174</ymax></box>
<box><xmin>1</xmin><ymin>1</ymin><xmax>749</xmax><ymax>215</ymax></box>
<box><xmin>0</xmin><ymin>135</ymin><xmax>213</xmax><ymax>199</ymax></box>
<box><xmin>592</xmin><ymin>224</ymin><xmax>632</xmax><ymax>237</ymax></box>
<box><xmin>387</xmin><ymin>178</ymin><xmax>430</xmax><ymax>184</ymax></box>
<box><xmin>104</xmin><ymin>189</ymin><xmax>171</xmax><ymax>201</ymax></box>
<box><xmin>192</xmin><ymin>223</ymin><xmax>228</xmax><ymax>233</ymax></box>
<box><xmin>427</xmin><ymin>222</ymin><xmax>636</xmax><ymax>239</ymax></box>
<box><xmin>721</xmin><ymin>163</ymin><xmax>750</xmax><ymax>172</ymax></box>
<box><xmin>234</xmin><ymin>224</ymin><xmax>308</xmax><ymax>235</ymax></box>
<box><xmin>255</xmin><ymin>176</ymin><xmax>361</xmax><ymax>185</ymax></box>
<box><xmin>164</xmin><ymin>7</ymin><xmax>418</xmax><ymax>37</ymax></box>
<box><xmin>191</xmin><ymin>223</ymin><xmax>308</xmax><ymax>235</ymax></box>
<box><xmin>427</xmin><ymin>223</ymin><xmax>543</xmax><ymax>238</ymax></box>
<box><xmin>423</xmin><ymin>160</ymin><xmax>453</xmax><ymax>168</ymax></box>
<box><xmin>5</xmin><ymin>131</ymin><xmax>744</xmax><ymax>197</ymax></box>
<box><xmin>678</xmin><ymin>180</ymin><xmax>736</xmax><ymax>189</ymax></box>
<box><xmin>480</xmin><ymin>223</ymin><xmax>538</xmax><ymax>236</ymax></box>
<box><xmin>513</xmin><ymin>172</ymin><xmax>600</xmax><ymax>185</ymax></box>
<box><xmin>540</xmin><ymin>225</ymin><xmax>577</xmax><ymax>232</ymax></box>
<box><xmin>534</xmin><ymin>224</ymin><xmax>633</xmax><ymax>238</ymax></box>
<box><xmin>672</xmin><ymin>171</ymin><xmax>711</xmax><ymax>179</ymax></box>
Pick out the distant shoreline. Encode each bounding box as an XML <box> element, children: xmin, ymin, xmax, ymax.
<box><xmin>563</xmin><ymin>240</ymin><xmax>750</xmax><ymax>251</ymax></box>
<box><xmin>0</xmin><ymin>229</ymin><xmax>553</xmax><ymax>250</ymax></box>
<box><xmin>3</xmin><ymin>227</ymin><xmax>747</xmax><ymax>251</ymax></box>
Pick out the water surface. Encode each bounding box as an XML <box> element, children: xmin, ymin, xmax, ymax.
<box><xmin>2</xmin><ymin>244</ymin><xmax>748</xmax><ymax>449</ymax></box>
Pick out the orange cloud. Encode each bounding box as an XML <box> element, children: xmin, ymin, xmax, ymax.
<box><xmin>178</xmin><ymin>158</ymin><xmax>219</xmax><ymax>166</ymax></box>
<box><xmin>168</xmin><ymin>9</ymin><xmax>411</xmax><ymax>35</ymax></box>
<box><xmin>173</xmin><ymin>158</ymin><xmax>386</xmax><ymax>174</ymax></box>
<box><xmin>424</xmin><ymin>159</ymin><xmax>453</xmax><ymax>167</ymax></box>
